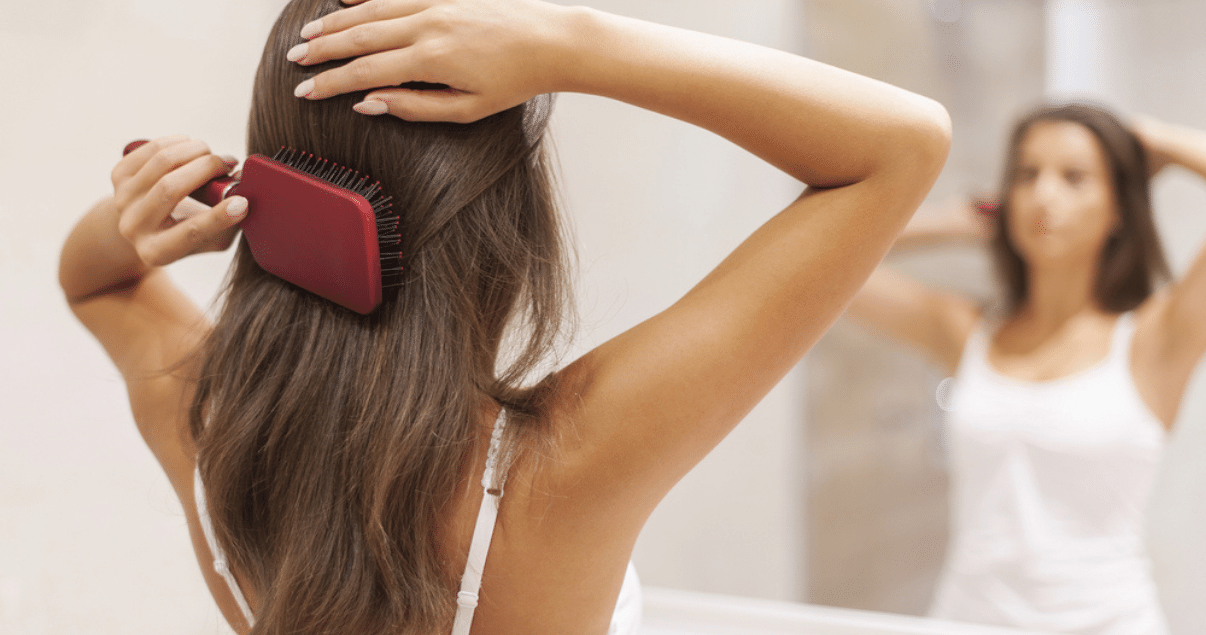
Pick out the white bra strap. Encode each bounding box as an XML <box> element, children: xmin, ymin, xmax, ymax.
<box><xmin>962</xmin><ymin>316</ymin><xmax>992</xmax><ymax>363</ymax></box>
<box><xmin>450</xmin><ymin>409</ymin><xmax>509</xmax><ymax>635</ymax></box>
<box><xmin>194</xmin><ymin>467</ymin><xmax>256</xmax><ymax>627</ymax></box>
<box><xmin>1109</xmin><ymin>311</ymin><xmax>1136</xmax><ymax>358</ymax></box>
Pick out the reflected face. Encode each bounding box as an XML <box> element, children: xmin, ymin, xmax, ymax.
<box><xmin>1006</xmin><ymin>121</ymin><xmax>1119</xmax><ymax>266</ymax></box>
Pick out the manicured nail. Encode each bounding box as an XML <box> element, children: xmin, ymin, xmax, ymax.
<box><xmin>294</xmin><ymin>78</ymin><xmax>316</xmax><ymax>98</ymax></box>
<box><xmin>226</xmin><ymin>196</ymin><xmax>248</xmax><ymax>218</ymax></box>
<box><xmin>353</xmin><ymin>100</ymin><xmax>389</xmax><ymax>116</ymax></box>
<box><xmin>286</xmin><ymin>43</ymin><xmax>309</xmax><ymax>63</ymax></box>
<box><xmin>300</xmin><ymin>19</ymin><xmax>323</xmax><ymax>39</ymax></box>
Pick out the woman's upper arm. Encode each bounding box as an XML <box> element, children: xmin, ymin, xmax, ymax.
<box><xmin>67</xmin><ymin>267</ymin><xmax>209</xmax><ymax>495</ymax></box>
<box><xmin>68</xmin><ymin>273</ymin><xmax>257</xmax><ymax>629</ymax></box>
<box><xmin>845</xmin><ymin>267</ymin><xmax>979</xmax><ymax>372</ymax></box>
<box><xmin>1134</xmin><ymin>118</ymin><xmax>1206</xmax><ymax>366</ymax></box>
<box><xmin>549</xmin><ymin>161</ymin><xmax>947</xmax><ymax>523</ymax></box>
<box><xmin>1151</xmin><ymin>247</ymin><xmax>1206</xmax><ymax>367</ymax></box>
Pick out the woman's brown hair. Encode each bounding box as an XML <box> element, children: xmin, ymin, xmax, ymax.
<box><xmin>991</xmin><ymin>103</ymin><xmax>1170</xmax><ymax>313</ymax></box>
<box><xmin>187</xmin><ymin>1</ymin><xmax>569</xmax><ymax>632</ymax></box>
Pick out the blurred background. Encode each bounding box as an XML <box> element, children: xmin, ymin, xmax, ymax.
<box><xmin>2</xmin><ymin>1</ymin><xmax>1205</xmax><ymax>633</ymax></box>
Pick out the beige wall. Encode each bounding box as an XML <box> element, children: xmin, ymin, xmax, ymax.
<box><xmin>2</xmin><ymin>3</ymin><xmax>289</xmax><ymax>633</ymax></box>
<box><xmin>1</xmin><ymin>1</ymin><xmax>809</xmax><ymax>632</ymax></box>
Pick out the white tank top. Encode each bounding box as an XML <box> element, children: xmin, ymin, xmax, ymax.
<box><xmin>929</xmin><ymin>312</ymin><xmax>1169</xmax><ymax>635</ymax></box>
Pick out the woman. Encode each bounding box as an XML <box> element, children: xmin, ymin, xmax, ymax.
<box><xmin>58</xmin><ymin>0</ymin><xmax>950</xmax><ymax>633</ymax></box>
<box><xmin>846</xmin><ymin>104</ymin><xmax>1206</xmax><ymax>634</ymax></box>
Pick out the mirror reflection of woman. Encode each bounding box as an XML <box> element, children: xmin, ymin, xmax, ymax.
<box><xmin>847</xmin><ymin>104</ymin><xmax>1206</xmax><ymax>635</ymax></box>
<box><xmin>58</xmin><ymin>0</ymin><xmax>951</xmax><ymax>633</ymax></box>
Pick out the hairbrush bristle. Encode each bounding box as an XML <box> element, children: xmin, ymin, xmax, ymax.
<box><xmin>272</xmin><ymin>147</ymin><xmax>404</xmax><ymax>289</ymax></box>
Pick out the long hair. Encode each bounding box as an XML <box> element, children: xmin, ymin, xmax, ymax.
<box><xmin>187</xmin><ymin>1</ymin><xmax>570</xmax><ymax>632</ymax></box>
<box><xmin>991</xmin><ymin>103</ymin><xmax>1170</xmax><ymax>314</ymax></box>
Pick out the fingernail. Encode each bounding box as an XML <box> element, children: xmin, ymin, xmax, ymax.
<box><xmin>353</xmin><ymin>100</ymin><xmax>389</xmax><ymax>116</ymax></box>
<box><xmin>300</xmin><ymin>19</ymin><xmax>323</xmax><ymax>39</ymax></box>
<box><xmin>221</xmin><ymin>155</ymin><xmax>239</xmax><ymax>168</ymax></box>
<box><xmin>227</xmin><ymin>196</ymin><xmax>248</xmax><ymax>218</ymax></box>
<box><xmin>286</xmin><ymin>43</ymin><xmax>309</xmax><ymax>63</ymax></box>
<box><xmin>294</xmin><ymin>78</ymin><xmax>316</xmax><ymax>99</ymax></box>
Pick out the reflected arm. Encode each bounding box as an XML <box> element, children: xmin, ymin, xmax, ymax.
<box><xmin>842</xmin><ymin>196</ymin><xmax>987</xmax><ymax>373</ymax></box>
<box><xmin>1140</xmin><ymin>120</ymin><xmax>1206</xmax><ymax>363</ymax></box>
<box><xmin>846</xmin><ymin>268</ymin><xmax>979</xmax><ymax>374</ymax></box>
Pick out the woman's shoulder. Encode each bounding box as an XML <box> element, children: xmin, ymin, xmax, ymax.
<box><xmin>955</xmin><ymin>297</ymin><xmax>996</xmax><ymax>336</ymax></box>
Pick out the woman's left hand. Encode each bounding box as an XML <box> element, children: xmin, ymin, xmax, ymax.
<box><xmin>286</xmin><ymin>0</ymin><xmax>573</xmax><ymax>123</ymax></box>
<box><xmin>1133</xmin><ymin>115</ymin><xmax>1181</xmax><ymax>177</ymax></box>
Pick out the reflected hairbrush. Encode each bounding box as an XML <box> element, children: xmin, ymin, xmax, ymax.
<box><xmin>124</xmin><ymin>140</ymin><xmax>402</xmax><ymax>314</ymax></box>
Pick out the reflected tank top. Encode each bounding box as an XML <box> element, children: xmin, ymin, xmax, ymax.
<box><xmin>929</xmin><ymin>312</ymin><xmax>1169</xmax><ymax>635</ymax></box>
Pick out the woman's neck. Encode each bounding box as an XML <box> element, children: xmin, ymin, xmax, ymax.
<box><xmin>1019</xmin><ymin>255</ymin><xmax>1110</xmax><ymax>328</ymax></box>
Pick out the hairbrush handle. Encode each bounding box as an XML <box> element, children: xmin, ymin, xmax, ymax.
<box><xmin>123</xmin><ymin>139</ymin><xmax>239</xmax><ymax>207</ymax></box>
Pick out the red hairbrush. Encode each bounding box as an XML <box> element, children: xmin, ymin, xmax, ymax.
<box><xmin>124</xmin><ymin>141</ymin><xmax>402</xmax><ymax>314</ymax></box>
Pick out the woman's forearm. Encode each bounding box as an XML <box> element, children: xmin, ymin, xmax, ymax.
<box><xmin>298</xmin><ymin>2</ymin><xmax>948</xmax><ymax>187</ymax></box>
<box><xmin>555</xmin><ymin>7</ymin><xmax>951</xmax><ymax>188</ymax></box>
<box><xmin>59</xmin><ymin>197</ymin><xmax>152</xmax><ymax>303</ymax></box>
<box><xmin>61</xmin><ymin>138</ymin><xmax>242</xmax><ymax>304</ymax></box>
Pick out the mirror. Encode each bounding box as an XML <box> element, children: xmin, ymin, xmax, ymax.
<box><xmin>795</xmin><ymin>2</ymin><xmax>1206</xmax><ymax>635</ymax></box>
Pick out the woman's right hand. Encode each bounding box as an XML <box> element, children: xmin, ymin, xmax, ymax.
<box><xmin>111</xmin><ymin>136</ymin><xmax>247</xmax><ymax>268</ymax></box>
<box><xmin>290</xmin><ymin>0</ymin><xmax>572</xmax><ymax>122</ymax></box>
<box><xmin>894</xmin><ymin>194</ymin><xmax>996</xmax><ymax>248</ymax></box>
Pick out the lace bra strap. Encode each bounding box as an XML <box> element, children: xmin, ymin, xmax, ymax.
<box><xmin>450</xmin><ymin>408</ymin><xmax>508</xmax><ymax>635</ymax></box>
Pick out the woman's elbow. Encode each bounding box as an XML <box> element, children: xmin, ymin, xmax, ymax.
<box><xmin>901</xmin><ymin>95</ymin><xmax>953</xmax><ymax>179</ymax></box>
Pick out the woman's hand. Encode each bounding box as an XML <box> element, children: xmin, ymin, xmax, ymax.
<box><xmin>289</xmin><ymin>0</ymin><xmax>572</xmax><ymax>122</ymax></box>
<box><xmin>1133</xmin><ymin>115</ymin><xmax>1206</xmax><ymax>182</ymax></box>
<box><xmin>1132</xmin><ymin>115</ymin><xmax>1181</xmax><ymax>177</ymax></box>
<box><xmin>112</xmin><ymin>136</ymin><xmax>247</xmax><ymax>268</ymax></box>
<box><xmin>892</xmin><ymin>194</ymin><xmax>996</xmax><ymax>249</ymax></box>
